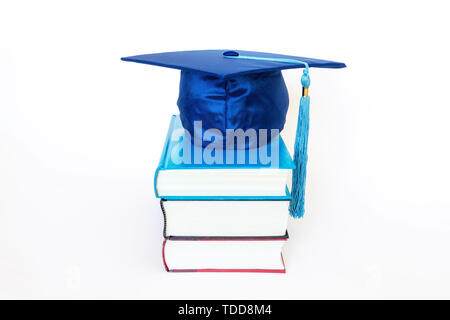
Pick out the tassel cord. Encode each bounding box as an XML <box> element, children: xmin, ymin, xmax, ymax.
<box><xmin>224</xmin><ymin>53</ymin><xmax>311</xmax><ymax>218</ymax></box>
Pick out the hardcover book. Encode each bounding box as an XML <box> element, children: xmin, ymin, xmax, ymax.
<box><xmin>163</xmin><ymin>236</ymin><xmax>288</xmax><ymax>273</ymax></box>
<box><xmin>161</xmin><ymin>199</ymin><xmax>290</xmax><ymax>238</ymax></box>
<box><xmin>154</xmin><ymin>115</ymin><xmax>294</xmax><ymax>199</ymax></box>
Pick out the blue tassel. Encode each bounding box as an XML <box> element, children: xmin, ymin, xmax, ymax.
<box><xmin>289</xmin><ymin>69</ymin><xmax>310</xmax><ymax>218</ymax></box>
<box><xmin>222</xmin><ymin>53</ymin><xmax>312</xmax><ymax>218</ymax></box>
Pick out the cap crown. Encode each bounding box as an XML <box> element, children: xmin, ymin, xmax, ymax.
<box><xmin>178</xmin><ymin>70</ymin><xmax>289</xmax><ymax>148</ymax></box>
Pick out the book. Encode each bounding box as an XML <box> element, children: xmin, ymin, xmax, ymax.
<box><xmin>156</xmin><ymin>115</ymin><xmax>293</xmax><ymax>273</ymax></box>
<box><xmin>163</xmin><ymin>236</ymin><xmax>288</xmax><ymax>273</ymax></box>
<box><xmin>161</xmin><ymin>199</ymin><xmax>289</xmax><ymax>237</ymax></box>
<box><xmin>154</xmin><ymin>115</ymin><xmax>294</xmax><ymax>199</ymax></box>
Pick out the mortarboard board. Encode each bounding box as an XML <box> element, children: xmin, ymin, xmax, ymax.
<box><xmin>121</xmin><ymin>50</ymin><xmax>345</xmax><ymax>78</ymax></box>
<box><xmin>121</xmin><ymin>49</ymin><xmax>346</xmax><ymax>218</ymax></box>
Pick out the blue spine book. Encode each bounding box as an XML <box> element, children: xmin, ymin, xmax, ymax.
<box><xmin>154</xmin><ymin>115</ymin><xmax>294</xmax><ymax>200</ymax></box>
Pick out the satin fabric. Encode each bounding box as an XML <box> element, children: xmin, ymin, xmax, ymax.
<box><xmin>177</xmin><ymin>70</ymin><xmax>289</xmax><ymax>149</ymax></box>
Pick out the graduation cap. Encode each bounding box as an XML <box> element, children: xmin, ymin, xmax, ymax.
<box><xmin>121</xmin><ymin>50</ymin><xmax>346</xmax><ymax>218</ymax></box>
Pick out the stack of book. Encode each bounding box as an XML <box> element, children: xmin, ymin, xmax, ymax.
<box><xmin>156</xmin><ymin>115</ymin><xmax>294</xmax><ymax>273</ymax></box>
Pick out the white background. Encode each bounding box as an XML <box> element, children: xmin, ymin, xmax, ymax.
<box><xmin>1</xmin><ymin>0</ymin><xmax>449</xmax><ymax>299</ymax></box>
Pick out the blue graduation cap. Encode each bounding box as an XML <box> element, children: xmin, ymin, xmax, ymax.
<box><xmin>122</xmin><ymin>49</ymin><xmax>346</xmax><ymax>218</ymax></box>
